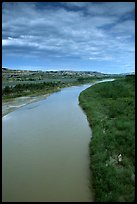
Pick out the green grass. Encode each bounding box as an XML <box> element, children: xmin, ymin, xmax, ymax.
<box><xmin>79</xmin><ymin>75</ymin><xmax>135</xmax><ymax>202</ymax></box>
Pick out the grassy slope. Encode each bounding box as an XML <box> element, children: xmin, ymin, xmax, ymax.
<box><xmin>79</xmin><ymin>76</ymin><xmax>135</xmax><ymax>202</ymax></box>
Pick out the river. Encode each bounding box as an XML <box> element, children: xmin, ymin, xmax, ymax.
<box><xmin>2</xmin><ymin>80</ymin><xmax>114</xmax><ymax>202</ymax></box>
<box><xmin>2</xmin><ymin>84</ymin><xmax>94</xmax><ymax>202</ymax></box>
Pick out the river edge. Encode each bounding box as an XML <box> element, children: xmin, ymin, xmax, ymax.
<box><xmin>2</xmin><ymin>79</ymin><xmax>114</xmax><ymax>117</ymax></box>
<box><xmin>78</xmin><ymin>79</ymin><xmax>115</xmax><ymax>201</ymax></box>
<box><xmin>2</xmin><ymin>93</ymin><xmax>51</xmax><ymax>117</ymax></box>
<box><xmin>79</xmin><ymin>77</ymin><xmax>135</xmax><ymax>202</ymax></box>
<box><xmin>2</xmin><ymin>84</ymin><xmax>81</xmax><ymax>117</ymax></box>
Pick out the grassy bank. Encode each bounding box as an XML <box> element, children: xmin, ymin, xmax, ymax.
<box><xmin>2</xmin><ymin>77</ymin><xmax>106</xmax><ymax>102</ymax></box>
<box><xmin>2</xmin><ymin>79</ymin><xmax>99</xmax><ymax>116</ymax></box>
<box><xmin>2</xmin><ymin>75</ymin><xmax>117</xmax><ymax>100</ymax></box>
<box><xmin>79</xmin><ymin>75</ymin><xmax>135</xmax><ymax>202</ymax></box>
<box><xmin>2</xmin><ymin>81</ymin><xmax>65</xmax><ymax>100</ymax></box>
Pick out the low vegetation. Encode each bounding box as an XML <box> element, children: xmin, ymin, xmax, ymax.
<box><xmin>2</xmin><ymin>81</ymin><xmax>68</xmax><ymax>100</ymax></box>
<box><xmin>79</xmin><ymin>75</ymin><xmax>135</xmax><ymax>202</ymax></box>
<box><xmin>2</xmin><ymin>76</ymin><xmax>111</xmax><ymax>101</ymax></box>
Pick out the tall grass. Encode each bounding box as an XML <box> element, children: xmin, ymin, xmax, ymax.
<box><xmin>79</xmin><ymin>75</ymin><xmax>135</xmax><ymax>202</ymax></box>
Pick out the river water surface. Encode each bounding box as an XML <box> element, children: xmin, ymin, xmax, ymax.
<box><xmin>2</xmin><ymin>84</ymin><xmax>94</xmax><ymax>202</ymax></box>
<box><xmin>2</xmin><ymin>80</ymin><xmax>114</xmax><ymax>202</ymax></box>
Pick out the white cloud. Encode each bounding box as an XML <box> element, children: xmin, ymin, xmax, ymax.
<box><xmin>89</xmin><ymin>56</ymin><xmax>113</xmax><ymax>61</ymax></box>
<box><xmin>2</xmin><ymin>2</ymin><xmax>135</xmax><ymax>72</ymax></box>
<box><xmin>2</xmin><ymin>37</ymin><xmax>39</xmax><ymax>48</ymax></box>
<box><xmin>8</xmin><ymin>37</ymin><xmax>13</xmax><ymax>40</ymax></box>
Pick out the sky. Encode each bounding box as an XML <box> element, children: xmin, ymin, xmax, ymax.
<box><xmin>2</xmin><ymin>2</ymin><xmax>135</xmax><ymax>74</ymax></box>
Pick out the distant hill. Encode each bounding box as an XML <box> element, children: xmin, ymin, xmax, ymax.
<box><xmin>2</xmin><ymin>67</ymin><xmax>134</xmax><ymax>76</ymax></box>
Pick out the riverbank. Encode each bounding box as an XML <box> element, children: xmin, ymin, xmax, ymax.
<box><xmin>2</xmin><ymin>78</ymin><xmax>115</xmax><ymax>117</ymax></box>
<box><xmin>2</xmin><ymin>79</ymin><xmax>100</xmax><ymax>116</ymax></box>
<box><xmin>2</xmin><ymin>82</ymin><xmax>72</xmax><ymax>116</ymax></box>
<box><xmin>2</xmin><ymin>94</ymin><xmax>51</xmax><ymax>116</ymax></box>
<box><xmin>79</xmin><ymin>75</ymin><xmax>135</xmax><ymax>202</ymax></box>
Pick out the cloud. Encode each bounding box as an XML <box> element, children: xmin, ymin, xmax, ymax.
<box><xmin>87</xmin><ymin>2</ymin><xmax>134</xmax><ymax>16</ymax></box>
<box><xmin>111</xmin><ymin>20</ymin><xmax>135</xmax><ymax>34</ymax></box>
<box><xmin>62</xmin><ymin>2</ymin><xmax>135</xmax><ymax>17</ymax></box>
<box><xmin>89</xmin><ymin>56</ymin><xmax>113</xmax><ymax>61</ymax></box>
<box><xmin>61</xmin><ymin>2</ymin><xmax>89</xmax><ymax>8</ymax></box>
<box><xmin>2</xmin><ymin>2</ymin><xmax>135</xmax><ymax>72</ymax></box>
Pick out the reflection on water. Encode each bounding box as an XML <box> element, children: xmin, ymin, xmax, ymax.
<box><xmin>2</xmin><ymin>80</ymin><xmax>114</xmax><ymax>202</ymax></box>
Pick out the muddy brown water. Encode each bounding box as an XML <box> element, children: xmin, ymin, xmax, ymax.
<box><xmin>2</xmin><ymin>84</ymin><xmax>93</xmax><ymax>202</ymax></box>
<box><xmin>2</xmin><ymin>80</ymin><xmax>114</xmax><ymax>202</ymax></box>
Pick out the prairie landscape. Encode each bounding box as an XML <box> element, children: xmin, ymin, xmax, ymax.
<box><xmin>2</xmin><ymin>2</ymin><xmax>135</xmax><ymax>202</ymax></box>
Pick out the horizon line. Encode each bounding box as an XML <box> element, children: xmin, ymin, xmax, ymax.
<box><xmin>2</xmin><ymin>67</ymin><xmax>135</xmax><ymax>75</ymax></box>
